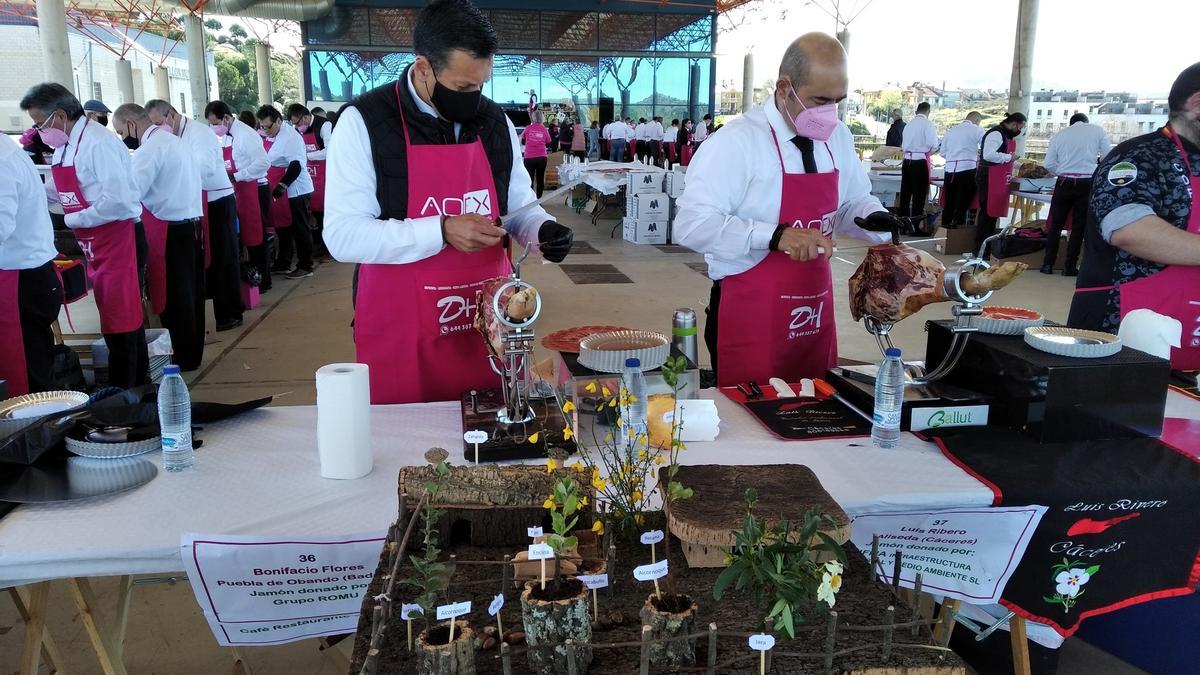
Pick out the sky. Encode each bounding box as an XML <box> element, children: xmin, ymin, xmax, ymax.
<box><xmin>716</xmin><ymin>0</ymin><xmax>1199</xmax><ymax>98</ymax></box>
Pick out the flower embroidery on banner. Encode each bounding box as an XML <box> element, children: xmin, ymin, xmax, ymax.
<box><xmin>1043</xmin><ymin>559</ymin><xmax>1099</xmax><ymax>613</ymax></box>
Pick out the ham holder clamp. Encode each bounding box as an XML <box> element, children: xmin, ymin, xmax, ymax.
<box><xmin>462</xmin><ymin>245</ymin><xmax>577</xmax><ymax>462</ymax></box>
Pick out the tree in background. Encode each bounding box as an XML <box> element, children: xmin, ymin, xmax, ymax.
<box><xmin>212</xmin><ymin>19</ymin><xmax>301</xmax><ymax>111</ymax></box>
<box><xmin>866</xmin><ymin>89</ymin><xmax>905</xmax><ymax>121</ymax></box>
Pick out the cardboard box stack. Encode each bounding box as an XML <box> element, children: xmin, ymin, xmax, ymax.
<box><xmin>624</xmin><ymin>171</ymin><xmax>669</xmax><ymax>245</ymax></box>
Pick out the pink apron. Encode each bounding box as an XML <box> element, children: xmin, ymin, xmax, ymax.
<box><xmin>262</xmin><ymin>137</ymin><xmax>292</xmax><ymax>229</ymax></box>
<box><xmin>984</xmin><ymin>137</ymin><xmax>1015</xmax><ymax>218</ymax></box>
<box><xmin>1117</xmin><ymin>127</ymin><xmax>1200</xmax><ymax>369</ymax></box>
<box><xmin>0</xmin><ymin>270</ymin><xmax>28</xmax><ymax>396</ymax></box>
<box><xmin>302</xmin><ymin>130</ymin><xmax>326</xmax><ymax>212</ymax></box>
<box><xmin>223</xmin><ymin>141</ymin><xmax>264</xmax><ymax>247</ymax></box>
<box><xmin>354</xmin><ymin>82</ymin><xmax>511</xmax><ymax>404</ymax></box>
<box><xmin>52</xmin><ymin>120</ymin><xmax>142</xmax><ymax>334</ymax></box>
<box><xmin>716</xmin><ymin>129</ymin><xmax>839</xmax><ymax>387</ymax></box>
<box><xmin>938</xmin><ymin>160</ymin><xmax>981</xmax><ymax>210</ymax></box>
<box><xmin>140</xmin><ymin>206</ymin><xmax>169</xmax><ymax>315</ymax></box>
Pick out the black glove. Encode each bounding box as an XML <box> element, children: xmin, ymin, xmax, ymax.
<box><xmin>272</xmin><ymin>183</ymin><xmax>287</xmax><ymax>199</ymax></box>
<box><xmin>538</xmin><ymin>221</ymin><xmax>573</xmax><ymax>263</ymax></box>
<box><xmin>855</xmin><ymin>211</ymin><xmax>903</xmax><ymax>245</ymax></box>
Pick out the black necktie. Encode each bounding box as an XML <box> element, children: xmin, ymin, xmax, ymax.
<box><xmin>790</xmin><ymin>136</ymin><xmax>818</xmax><ymax>173</ymax></box>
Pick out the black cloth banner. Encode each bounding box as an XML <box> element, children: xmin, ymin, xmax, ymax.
<box><xmin>928</xmin><ymin>426</ymin><xmax>1200</xmax><ymax>636</ymax></box>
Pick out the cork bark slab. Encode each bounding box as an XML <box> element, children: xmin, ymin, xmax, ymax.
<box><xmin>666</xmin><ymin>464</ymin><xmax>851</xmax><ymax>568</ymax></box>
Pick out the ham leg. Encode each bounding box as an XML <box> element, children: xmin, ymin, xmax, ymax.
<box><xmin>849</xmin><ymin>244</ymin><xmax>1028</xmax><ymax>324</ymax></box>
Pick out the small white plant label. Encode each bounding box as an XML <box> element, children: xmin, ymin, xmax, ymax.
<box><xmin>463</xmin><ymin>430</ymin><xmax>488</xmax><ymax>444</ymax></box>
<box><xmin>527</xmin><ymin>543</ymin><xmax>555</xmax><ymax>560</ymax></box>
<box><xmin>436</xmin><ymin>601</ymin><xmax>471</xmax><ymax>620</ymax></box>
<box><xmin>748</xmin><ymin>634</ymin><xmax>776</xmax><ymax>651</ymax></box>
<box><xmin>488</xmin><ymin>593</ymin><xmax>504</xmax><ymax>616</ymax></box>
<box><xmin>578</xmin><ymin>573</ymin><xmax>609</xmax><ymax>589</ymax></box>
<box><xmin>400</xmin><ymin>604</ymin><xmax>423</xmax><ymax>620</ymax></box>
<box><xmin>640</xmin><ymin>530</ymin><xmax>665</xmax><ymax>545</ymax></box>
<box><xmin>527</xmin><ymin>526</ymin><xmax>544</xmax><ymax>537</ymax></box>
<box><xmin>633</xmin><ymin>559</ymin><xmax>669</xmax><ymax>581</ymax></box>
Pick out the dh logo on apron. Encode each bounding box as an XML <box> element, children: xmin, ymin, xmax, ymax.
<box><xmin>787</xmin><ymin>298</ymin><xmax>825</xmax><ymax>340</ymax></box>
<box><xmin>435</xmin><ymin>292</ymin><xmax>477</xmax><ymax>334</ymax></box>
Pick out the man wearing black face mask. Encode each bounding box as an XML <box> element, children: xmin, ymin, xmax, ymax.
<box><xmin>325</xmin><ymin>0</ymin><xmax>574</xmax><ymax>404</ymax></box>
<box><xmin>84</xmin><ymin>99</ymin><xmax>110</xmax><ymax>128</ymax></box>
<box><xmin>974</xmin><ymin>112</ymin><xmax>1027</xmax><ymax>255</ymax></box>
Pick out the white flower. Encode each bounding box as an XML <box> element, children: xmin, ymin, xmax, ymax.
<box><xmin>1055</xmin><ymin>568</ymin><xmax>1091</xmax><ymax>597</ymax></box>
<box><xmin>817</xmin><ymin>564</ymin><xmax>843</xmax><ymax>608</ymax></box>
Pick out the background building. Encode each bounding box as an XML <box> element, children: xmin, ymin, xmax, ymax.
<box><xmin>300</xmin><ymin>0</ymin><xmax>719</xmax><ymax>125</ymax></box>
<box><xmin>0</xmin><ymin>13</ymin><xmax>216</xmax><ymax>132</ymax></box>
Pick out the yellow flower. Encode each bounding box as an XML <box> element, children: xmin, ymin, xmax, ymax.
<box><xmin>616</xmin><ymin>416</ymin><xmax>624</xmax><ymax>427</ymax></box>
<box><xmin>636</xmin><ymin>450</ymin><xmax>648</xmax><ymax>462</ymax></box>
<box><xmin>545</xmin><ymin>457</ymin><xmax>557</xmax><ymax>473</ymax></box>
<box><xmin>653</xmin><ymin>454</ymin><xmax>665</xmax><ymax>465</ymax></box>
<box><xmin>591</xmin><ymin>520</ymin><xmax>605</xmax><ymax>535</ymax></box>
<box><xmin>603</xmin><ymin>432</ymin><xmax>614</xmax><ymax>443</ymax></box>
<box><xmin>563</xmin><ymin>401</ymin><xmax>576</xmax><ymax>414</ymax></box>
<box><xmin>635</xmin><ymin>513</ymin><xmax>646</xmax><ymax>526</ymax></box>
<box><xmin>621</xmin><ymin>461</ymin><xmax>633</xmax><ymax>474</ymax></box>
<box><xmin>585</xmin><ymin>382</ymin><xmax>597</xmax><ymax>393</ymax></box>
<box><xmin>543</xmin><ymin>497</ymin><xmax>556</xmax><ymax>510</ymax></box>
<box><xmin>601</xmin><ymin>385</ymin><xmax>612</xmax><ymax>398</ymax></box>
<box><xmin>632</xmin><ymin>490</ymin><xmax>643</xmax><ymax>502</ymax></box>
<box><xmin>528</xmin><ymin>432</ymin><xmax>541</xmax><ymax>445</ymax></box>
<box><xmin>636</xmin><ymin>434</ymin><xmax>648</xmax><ymax>447</ymax></box>
<box><xmin>592</xmin><ymin>477</ymin><xmax>607</xmax><ymax>491</ymax></box>
<box><xmin>628</xmin><ymin>395</ymin><xmax>639</xmax><ymax>404</ymax></box>
<box><xmin>570</xmin><ymin>461</ymin><xmax>585</xmax><ymax>472</ymax></box>
<box><xmin>563</xmin><ymin>425</ymin><xmax>575</xmax><ymax>441</ymax></box>
<box><xmin>608</xmin><ymin>398</ymin><xmax>618</xmax><ymax>409</ymax></box>
<box><xmin>580</xmin><ymin>496</ymin><xmax>589</xmax><ymax>507</ymax></box>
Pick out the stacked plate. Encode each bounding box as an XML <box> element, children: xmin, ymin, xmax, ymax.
<box><xmin>66</xmin><ymin>434</ymin><xmax>161</xmax><ymax>459</ymax></box>
<box><xmin>1024</xmin><ymin>326</ymin><xmax>1122</xmax><ymax>358</ymax></box>
<box><xmin>0</xmin><ymin>391</ymin><xmax>90</xmax><ymax>436</ymax></box>
<box><xmin>578</xmin><ymin>330</ymin><xmax>670</xmax><ymax>373</ymax></box>
<box><xmin>975</xmin><ymin>306</ymin><xmax>1045</xmax><ymax>335</ymax></box>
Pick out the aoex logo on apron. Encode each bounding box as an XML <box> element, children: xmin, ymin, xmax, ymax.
<box><xmin>420</xmin><ymin>189</ymin><xmax>493</xmax><ymax>218</ymax></box>
<box><xmin>791</xmin><ymin>210</ymin><xmax>837</xmax><ymax>237</ymax></box>
<box><xmin>59</xmin><ymin>191</ymin><xmax>81</xmax><ymax>208</ymax></box>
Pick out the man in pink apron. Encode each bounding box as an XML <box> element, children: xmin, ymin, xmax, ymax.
<box><xmin>20</xmin><ymin>83</ymin><xmax>148</xmax><ymax>389</ymax></box>
<box><xmin>899</xmin><ymin>101</ymin><xmax>939</xmax><ymax>233</ymax></box>
<box><xmin>324</xmin><ymin>0</ymin><xmax>574</xmax><ymax>404</ymax></box>
<box><xmin>148</xmin><ymin>99</ymin><xmax>244</xmax><ymax>331</ymax></box>
<box><xmin>973</xmin><ymin>113</ymin><xmax>1027</xmax><ymax>256</ymax></box>
<box><xmin>257</xmin><ymin>105</ymin><xmax>316</xmax><ymax>280</ymax></box>
<box><xmin>114</xmin><ymin>103</ymin><xmax>207</xmax><ymax>371</ymax></box>
<box><xmin>287</xmin><ymin>104</ymin><xmax>330</xmax><ymax>256</ymax></box>
<box><xmin>206</xmin><ymin>100</ymin><xmax>272</xmax><ymax>294</ymax></box>
<box><xmin>0</xmin><ymin>134</ymin><xmax>63</xmax><ymax>396</ymax></box>
<box><xmin>938</xmin><ymin>111</ymin><xmax>985</xmax><ymax>230</ymax></box>
<box><xmin>1069</xmin><ymin>62</ymin><xmax>1200</xmax><ymax>371</ymax></box>
<box><xmin>673</xmin><ymin>33</ymin><xmax>902</xmax><ymax>387</ymax></box>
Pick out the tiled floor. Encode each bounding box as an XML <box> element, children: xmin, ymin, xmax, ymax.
<box><xmin>0</xmin><ymin>201</ymin><xmax>1148</xmax><ymax>674</ymax></box>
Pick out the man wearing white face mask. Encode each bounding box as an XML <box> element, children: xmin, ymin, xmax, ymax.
<box><xmin>675</xmin><ymin>33</ymin><xmax>902</xmax><ymax>386</ymax></box>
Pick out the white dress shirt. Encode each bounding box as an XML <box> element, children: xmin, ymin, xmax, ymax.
<box><xmin>939</xmin><ymin>120</ymin><xmax>985</xmax><ymax>172</ymax></box>
<box><xmin>227</xmin><ymin>118</ymin><xmax>269</xmax><ymax>184</ymax></box>
<box><xmin>265</xmin><ymin>123</ymin><xmax>313</xmax><ymax>198</ymax></box>
<box><xmin>602</xmin><ymin>122</ymin><xmax>614</xmax><ymax>140</ymax></box>
<box><xmin>675</xmin><ymin>98</ymin><xmax>889</xmax><ymax>281</ymax></box>
<box><xmin>633</xmin><ymin>123</ymin><xmax>649</xmax><ymax>141</ymax></box>
<box><xmin>610</xmin><ymin>123</ymin><xmax>632</xmax><ymax>141</ymax></box>
<box><xmin>131</xmin><ymin>126</ymin><xmax>202</xmax><ymax>221</ymax></box>
<box><xmin>53</xmin><ymin>117</ymin><xmax>141</xmax><ymax>229</ymax></box>
<box><xmin>649</xmin><ymin>120</ymin><xmax>664</xmax><ymax>140</ymax></box>
<box><xmin>981</xmin><ymin>129</ymin><xmax>1014</xmax><ymax>164</ymax></box>
<box><xmin>178</xmin><ymin>117</ymin><xmax>233</xmax><ymax>201</ymax></box>
<box><xmin>663</xmin><ymin>125</ymin><xmax>679</xmax><ymax>144</ymax></box>
<box><xmin>692</xmin><ymin>122</ymin><xmax>709</xmax><ymax>143</ymax></box>
<box><xmin>1043</xmin><ymin>121</ymin><xmax>1112</xmax><ymax>177</ymax></box>
<box><xmin>324</xmin><ymin>67</ymin><xmax>549</xmax><ymax>265</ymax></box>
<box><xmin>901</xmin><ymin>113</ymin><xmax>939</xmax><ymax>158</ymax></box>
<box><xmin>302</xmin><ymin>119</ymin><xmax>333</xmax><ymax>162</ymax></box>
<box><xmin>0</xmin><ymin>134</ymin><xmax>57</xmax><ymax>269</ymax></box>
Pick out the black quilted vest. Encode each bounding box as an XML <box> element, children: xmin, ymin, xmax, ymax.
<box><xmin>351</xmin><ymin>69</ymin><xmax>513</xmax><ymax>220</ymax></box>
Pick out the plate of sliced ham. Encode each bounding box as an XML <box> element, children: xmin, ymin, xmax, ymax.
<box><xmin>541</xmin><ymin>325</ymin><xmax>633</xmax><ymax>353</ymax></box>
<box><xmin>976</xmin><ymin>306</ymin><xmax>1045</xmax><ymax>335</ymax></box>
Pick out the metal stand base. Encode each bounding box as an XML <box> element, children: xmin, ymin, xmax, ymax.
<box><xmin>459</xmin><ymin>389</ymin><xmax>577</xmax><ymax>463</ymax></box>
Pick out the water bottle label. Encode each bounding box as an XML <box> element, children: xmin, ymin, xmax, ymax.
<box><xmin>162</xmin><ymin>431</ymin><xmax>192</xmax><ymax>452</ymax></box>
<box><xmin>873</xmin><ymin>410</ymin><xmax>902</xmax><ymax>427</ymax></box>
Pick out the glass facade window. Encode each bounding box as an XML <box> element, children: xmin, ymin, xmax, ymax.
<box><xmin>302</xmin><ymin>6</ymin><xmax>716</xmax><ymax>118</ymax></box>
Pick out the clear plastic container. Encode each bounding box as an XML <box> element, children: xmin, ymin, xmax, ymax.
<box><xmin>158</xmin><ymin>365</ymin><xmax>194</xmax><ymax>471</ymax></box>
<box><xmin>871</xmin><ymin>348</ymin><xmax>905</xmax><ymax>449</ymax></box>
<box><xmin>620</xmin><ymin>357</ymin><xmax>648</xmax><ymax>447</ymax></box>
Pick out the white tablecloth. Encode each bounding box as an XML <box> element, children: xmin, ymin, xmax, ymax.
<box><xmin>2</xmin><ymin>390</ymin><xmax>1196</xmax><ymax>588</ymax></box>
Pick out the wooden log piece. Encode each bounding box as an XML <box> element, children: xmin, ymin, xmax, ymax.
<box><xmin>519</xmin><ymin>580</ymin><xmax>593</xmax><ymax>675</ymax></box>
<box><xmin>665</xmin><ymin>465</ymin><xmax>851</xmax><ymax>568</ymax></box>
<box><xmin>639</xmin><ymin>593</ymin><xmax>698</xmax><ymax>665</ymax></box>
<box><xmin>415</xmin><ymin>623</ymin><xmax>476</xmax><ymax>675</ymax></box>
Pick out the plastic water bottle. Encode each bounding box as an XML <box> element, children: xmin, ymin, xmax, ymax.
<box><xmin>621</xmin><ymin>358</ymin><xmax>648</xmax><ymax>446</ymax></box>
<box><xmin>158</xmin><ymin>365</ymin><xmax>194</xmax><ymax>471</ymax></box>
<box><xmin>871</xmin><ymin>348</ymin><xmax>906</xmax><ymax>449</ymax></box>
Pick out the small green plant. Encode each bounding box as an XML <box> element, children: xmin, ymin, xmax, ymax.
<box><xmin>658</xmin><ymin>354</ymin><xmax>694</xmax><ymax>505</ymax></box>
<box><xmin>543</xmin><ymin>477</ymin><xmax>584</xmax><ymax>556</ymax></box>
<box><xmin>406</xmin><ymin>455</ymin><xmax>452</xmax><ymax>630</ymax></box>
<box><xmin>713</xmin><ymin>488</ymin><xmax>847</xmax><ymax>639</ymax></box>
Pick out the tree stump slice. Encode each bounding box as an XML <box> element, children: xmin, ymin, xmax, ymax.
<box><xmin>639</xmin><ymin>594</ymin><xmax>698</xmax><ymax>665</ymax></box>
<box><xmin>520</xmin><ymin>581</ymin><xmax>593</xmax><ymax>674</ymax></box>
<box><xmin>415</xmin><ymin>623</ymin><xmax>476</xmax><ymax>675</ymax></box>
<box><xmin>664</xmin><ymin>465</ymin><xmax>851</xmax><ymax>568</ymax></box>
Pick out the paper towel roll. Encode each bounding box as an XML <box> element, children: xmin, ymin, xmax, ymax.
<box><xmin>1118</xmin><ymin>309</ymin><xmax>1181</xmax><ymax>361</ymax></box>
<box><xmin>316</xmin><ymin>363</ymin><xmax>373</xmax><ymax>479</ymax></box>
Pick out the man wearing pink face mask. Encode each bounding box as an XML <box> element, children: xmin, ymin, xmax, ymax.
<box><xmin>675</xmin><ymin>33</ymin><xmax>902</xmax><ymax>387</ymax></box>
